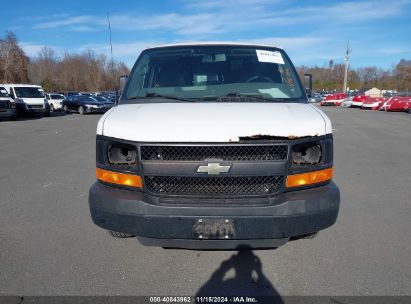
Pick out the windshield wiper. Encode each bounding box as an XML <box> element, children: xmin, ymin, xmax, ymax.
<box><xmin>128</xmin><ymin>93</ymin><xmax>196</xmax><ymax>102</ymax></box>
<box><xmin>215</xmin><ymin>92</ymin><xmax>281</xmax><ymax>103</ymax></box>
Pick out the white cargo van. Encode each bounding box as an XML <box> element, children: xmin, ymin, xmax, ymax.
<box><xmin>89</xmin><ymin>43</ymin><xmax>340</xmax><ymax>249</ymax></box>
<box><xmin>1</xmin><ymin>84</ymin><xmax>50</xmax><ymax>117</ymax></box>
<box><xmin>0</xmin><ymin>86</ymin><xmax>17</xmax><ymax>120</ymax></box>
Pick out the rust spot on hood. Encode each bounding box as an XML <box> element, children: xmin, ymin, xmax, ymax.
<box><xmin>238</xmin><ymin>134</ymin><xmax>319</xmax><ymax>141</ymax></box>
<box><xmin>287</xmin><ymin>135</ymin><xmax>299</xmax><ymax>140</ymax></box>
<box><xmin>239</xmin><ymin>134</ymin><xmax>300</xmax><ymax>141</ymax></box>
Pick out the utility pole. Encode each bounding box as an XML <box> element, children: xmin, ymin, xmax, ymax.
<box><xmin>343</xmin><ymin>41</ymin><xmax>351</xmax><ymax>93</ymax></box>
<box><xmin>107</xmin><ymin>13</ymin><xmax>115</xmax><ymax>92</ymax></box>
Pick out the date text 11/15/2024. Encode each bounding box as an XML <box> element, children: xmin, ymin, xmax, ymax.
<box><xmin>149</xmin><ymin>296</ymin><xmax>260</xmax><ymax>303</ymax></box>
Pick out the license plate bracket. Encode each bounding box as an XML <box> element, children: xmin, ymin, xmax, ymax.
<box><xmin>192</xmin><ymin>218</ymin><xmax>235</xmax><ymax>239</ymax></box>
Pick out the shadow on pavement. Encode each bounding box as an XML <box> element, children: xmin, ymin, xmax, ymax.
<box><xmin>196</xmin><ymin>248</ymin><xmax>283</xmax><ymax>303</ymax></box>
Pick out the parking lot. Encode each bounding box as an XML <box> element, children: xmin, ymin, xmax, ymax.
<box><xmin>0</xmin><ymin>107</ymin><xmax>410</xmax><ymax>297</ymax></box>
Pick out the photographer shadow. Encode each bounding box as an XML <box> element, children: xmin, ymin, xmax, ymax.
<box><xmin>196</xmin><ymin>248</ymin><xmax>283</xmax><ymax>303</ymax></box>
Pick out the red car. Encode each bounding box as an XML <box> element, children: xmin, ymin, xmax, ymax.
<box><xmin>379</xmin><ymin>96</ymin><xmax>411</xmax><ymax>114</ymax></box>
<box><xmin>351</xmin><ymin>95</ymin><xmax>369</xmax><ymax>108</ymax></box>
<box><xmin>321</xmin><ymin>93</ymin><xmax>347</xmax><ymax>106</ymax></box>
<box><xmin>381</xmin><ymin>96</ymin><xmax>411</xmax><ymax>113</ymax></box>
<box><xmin>361</xmin><ymin>97</ymin><xmax>387</xmax><ymax>110</ymax></box>
<box><xmin>377</xmin><ymin>97</ymin><xmax>394</xmax><ymax>111</ymax></box>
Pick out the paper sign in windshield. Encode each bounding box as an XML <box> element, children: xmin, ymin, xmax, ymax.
<box><xmin>256</xmin><ymin>50</ymin><xmax>285</xmax><ymax>64</ymax></box>
<box><xmin>0</xmin><ymin>89</ymin><xmax>7</xmax><ymax>93</ymax></box>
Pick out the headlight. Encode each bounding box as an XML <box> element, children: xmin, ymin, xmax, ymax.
<box><xmin>291</xmin><ymin>142</ymin><xmax>322</xmax><ymax>165</ymax></box>
<box><xmin>287</xmin><ymin>136</ymin><xmax>333</xmax><ymax>189</ymax></box>
<box><xmin>108</xmin><ymin>144</ymin><xmax>137</xmax><ymax>165</ymax></box>
<box><xmin>96</xmin><ymin>137</ymin><xmax>141</xmax><ymax>189</ymax></box>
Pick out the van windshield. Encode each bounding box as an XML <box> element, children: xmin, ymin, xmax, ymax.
<box><xmin>14</xmin><ymin>87</ymin><xmax>45</xmax><ymax>98</ymax></box>
<box><xmin>122</xmin><ymin>45</ymin><xmax>305</xmax><ymax>103</ymax></box>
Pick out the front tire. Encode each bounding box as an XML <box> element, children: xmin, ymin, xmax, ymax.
<box><xmin>109</xmin><ymin>230</ymin><xmax>134</xmax><ymax>238</ymax></box>
<box><xmin>50</xmin><ymin>104</ymin><xmax>55</xmax><ymax>112</ymax></box>
<box><xmin>63</xmin><ymin>105</ymin><xmax>69</xmax><ymax>113</ymax></box>
<box><xmin>407</xmin><ymin>108</ymin><xmax>411</xmax><ymax>114</ymax></box>
<box><xmin>78</xmin><ymin>106</ymin><xmax>85</xmax><ymax>115</ymax></box>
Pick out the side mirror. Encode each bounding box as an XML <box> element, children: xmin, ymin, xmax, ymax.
<box><xmin>304</xmin><ymin>73</ymin><xmax>313</xmax><ymax>98</ymax></box>
<box><xmin>119</xmin><ymin>75</ymin><xmax>128</xmax><ymax>93</ymax></box>
<box><xmin>117</xmin><ymin>75</ymin><xmax>128</xmax><ymax>106</ymax></box>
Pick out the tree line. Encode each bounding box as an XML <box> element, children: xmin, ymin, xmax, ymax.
<box><xmin>297</xmin><ymin>59</ymin><xmax>411</xmax><ymax>92</ymax></box>
<box><xmin>1</xmin><ymin>31</ymin><xmax>410</xmax><ymax>93</ymax></box>
<box><xmin>0</xmin><ymin>31</ymin><xmax>129</xmax><ymax>92</ymax></box>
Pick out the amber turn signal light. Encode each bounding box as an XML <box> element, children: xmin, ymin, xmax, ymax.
<box><xmin>286</xmin><ymin>167</ymin><xmax>333</xmax><ymax>188</ymax></box>
<box><xmin>96</xmin><ymin>167</ymin><xmax>142</xmax><ymax>188</ymax></box>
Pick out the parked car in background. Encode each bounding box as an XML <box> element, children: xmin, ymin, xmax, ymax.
<box><xmin>0</xmin><ymin>84</ymin><xmax>50</xmax><ymax>117</ymax></box>
<box><xmin>361</xmin><ymin>97</ymin><xmax>387</xmax><ymax>110</ymax></box>
<box><xmin>351</xmin><ymin>95</ymin><xmax>369</xmax><ymax>108</ymax></box>
<box><xmin>97</xmin><ymin>91</ymin><xmax>117</xmax><ymax>103</ymax></box>
<box><xmin>45</xmin><ymin>93</ymin><xmax>66</xmax><ymax>112</ymax></box>
<box><xmin>321</xmin><ymin>93</ymin><xmax>347</xmax><ymax>106</ymax></box>
<box><xmin>62</xmin><ymin>95</ymin><xmax>113</xmax><ymax>114</ymax></box>
<box><xmin>79</xmin><ymin>92</ymin><xmax>94</xmax><ymax>97</ymax></box>
<box><xmin>0</xmin><ymin>86</ymin><xmax>17</xmax><ymax>120</ymax></box>
<box><xmin>93</xmin><ymin>95</ymin><xmax>114</xmax><ymax>104</ymax></box>
<box><xmin>340</xmin><ymin>96</ymin><xmax>354</xmax><ymax>108</ymax></box>
<box><xmin>309</xmin><ymin>93</ymin><xmax>322</xmax><ymax>103</ymax></box>
<box><xmin>65</xmin><ymin>91</ymin><xmax>80</xmax><ymax>98</ymax></box>
<box><xmin>381</xmin><ymin>96</ymin><xmax>411</xmax><ymax>113</ymax></box>
<box><xmin>378</xmin><ymin>97</ymin><xmax>394</xmax><ymax>111</ymax></box>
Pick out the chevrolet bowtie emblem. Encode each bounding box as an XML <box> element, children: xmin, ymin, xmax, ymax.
<box><xmin>197</xmin><ymin>163</ymin><xmax>231</xmax><ymax>175</ymax></box>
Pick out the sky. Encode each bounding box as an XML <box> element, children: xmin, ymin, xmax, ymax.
<box><xmin>2</xmin><ymin>0</ymin><xmax>410</xmax><ymax>69</ymax></box>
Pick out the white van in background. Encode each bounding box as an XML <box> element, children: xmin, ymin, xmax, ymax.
<box><xmin>0</xmin><ymin>86</ymin><xmax>17</xmax><ymax>120</ymax></box>
<box><xmin>0</xmin><ymin>84</ymin><xmax>50</xmax><ymax>117</ymax></box>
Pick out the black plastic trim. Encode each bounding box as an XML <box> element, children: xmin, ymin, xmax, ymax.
<box><xmin>89</xmin><ymin>181</ymin><xmax>340</xmax><ymax>246</ymax></box>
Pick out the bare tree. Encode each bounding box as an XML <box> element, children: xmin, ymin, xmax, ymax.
<box><xmin>0</xmin><ymin>31</ymin><xmax>29</xmax><ymax>83</ymax></box>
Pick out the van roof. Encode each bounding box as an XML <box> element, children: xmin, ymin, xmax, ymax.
<box><xmin>144</xmin><ymin>42</ymin><xmax>282</xmax><ymax>51</ymax></box>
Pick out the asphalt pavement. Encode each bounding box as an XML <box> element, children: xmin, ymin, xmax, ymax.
<box><xmin>0</xmin><ymin>107</ymin><xmax>410</xmax><ymax>297</ymax></box>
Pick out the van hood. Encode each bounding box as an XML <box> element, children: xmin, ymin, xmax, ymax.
<box><xmin>98</xmin><ymin>103</ymin><xmax>332</xmax><ymax>142</ymax></box>
<box><xmin>19</xmin><ymin>97</ymin><xmax>46</xmax><ymax>105</ymax></box>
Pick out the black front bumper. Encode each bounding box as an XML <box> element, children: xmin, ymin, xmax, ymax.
<box><xmin>0</xmin><ymin>108</ymin><xmax>16</xmax><ymax>117</ymax></box>
<box><xmin>16</xmin><ymin>103</ymin><xmax>48</xmax><ymax>114</ymax></box>
<box><xmin>89</xmin><ymin>181</ymin><xmax>340</xmax><ymax>249</ymax></box>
